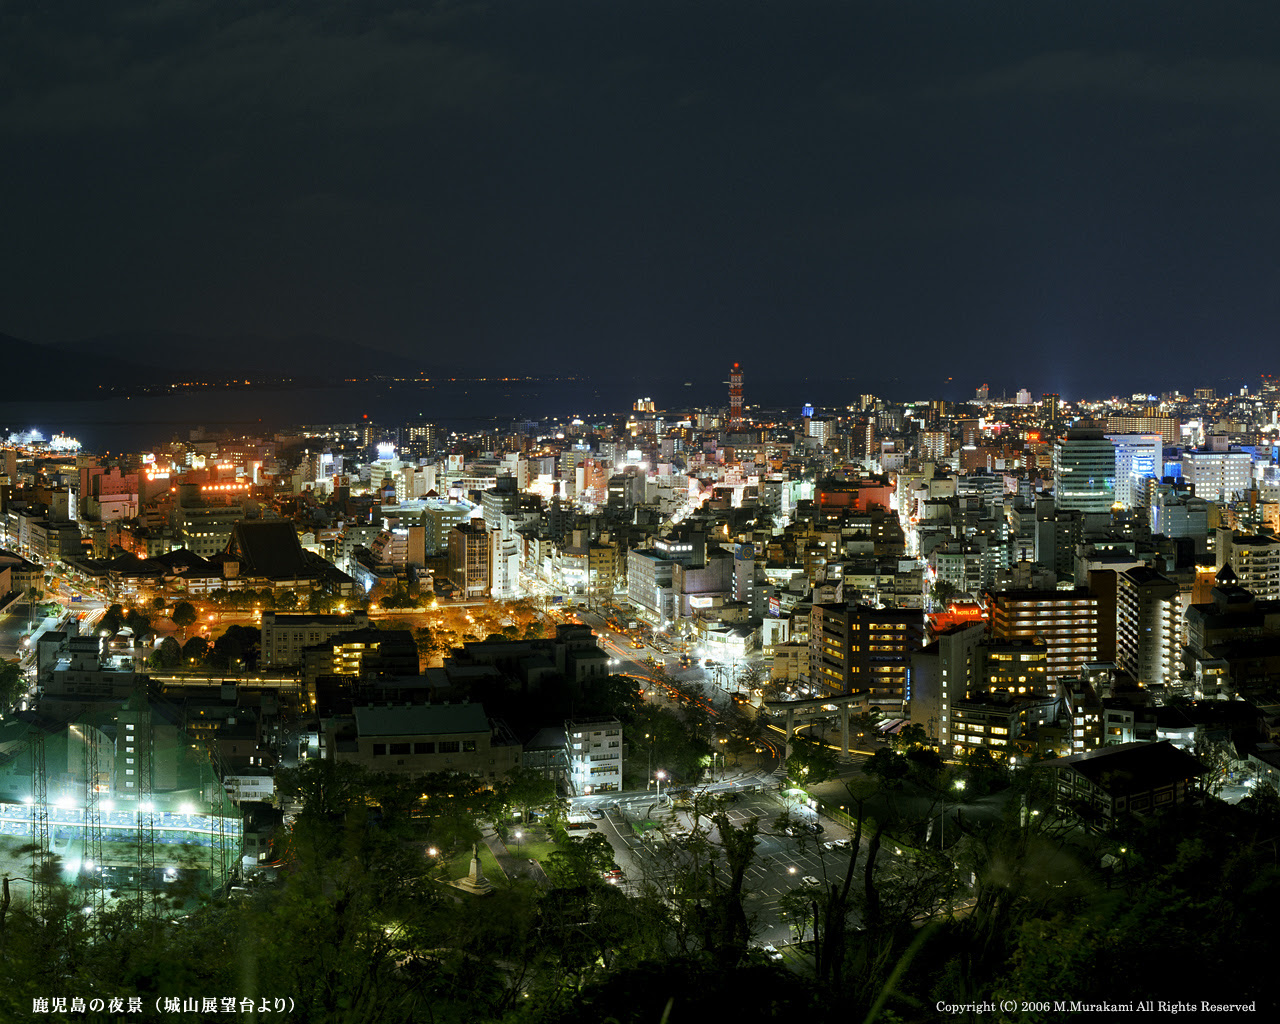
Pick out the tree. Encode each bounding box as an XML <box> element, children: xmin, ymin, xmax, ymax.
<box><xmin>150</xmin><ymin>595</ymin><xmax>166</xmax><ymax>611</ymax></box>
<box><xmin>250</xmin><ymin>759</ymin><xmax>445</xmax><ymax>1021</ymax></box>
<box><xmin>1194</xmin><ymin>738</ymin><xmax>1236</xmax><ymax>798</ymax></box>
<box><xmin>307</xmin><ymin>590</ymin><xmax>337</xmax><ymax>614</ymax></box>
<box><xmin>206</xmin><ymin>624</ymin><xmax>260</xmax><ymax>671</ymax></box>
<box><xmin>182</xmin><ymin>635</ymin><xmax>210</xmax><ymax>666</ymax></box>
<box><xmin>100</xmin><ymin>603</ymin><xmax>125</xmax><ymax>636</ymax></box>
<box><xmin>785</xmin><ymin>733</ymin><xmax>841</xmax><ymax>787</ymax></box>
<box><xmin>778</xmin><ymin>888</ymin><xmax>817</xmax><ymax>944</ymax></box>
<box><xmin>931</xmin><ymin>578</ymin><xmax>959</xmax><ymax>610</ymax></box>
<box><xmin>379</xmin><ymin>582</ymin><xmax>414</xmax><ymax>609</ymax></box>
<box><xmin>149</xmin><ymin>637</ymin><xmax>182</xmax><ymax>670</ymax></box>
<box><xmin>889</xmin><ymin>722</ymin><xmax>929</xmax><ymax>751</ymax></box>
<box><xmin>959</xmin><ymin>745</ymin><xmax>1009</xmax><ymax>797</ymax></box>
<box><xmin>864</xmin><ymin>748</ymin><xmax>909</xmax><ymax>819</ymax></box>
<box><xmin>498</xmin><ymin>766</ymin><xmax>560</xmax><ymax>824</ymax></box>
<box><xmin>544</xmin><ymin>832</ymin><xmax>616</xmax><ymax>888</ymax></box>
<box><xmin>171</xmin><ymin>601</ymin><xmax>197</xmax><ymax>640</ymax></box>
<box><xmin>123</xmin><ymin>608</ymin><xmax>152</xmax><ymax>641</ymax></box>
<box><xmin>414</xmin><ymin>771</ymin><xmax>499</xmax><ymax>854</ymax></box>
<box><xmin>0</xmin><ymin>661</ymin><xmax>24</xmax><ymax>712</ymax></box>
<box><xmin>25</xmin><ymin>586</ymin><xmax>41</xmax><ymax>630</ymax></box>
<box><xmin>735</xmin><ymin>660</ymin><xmax>766</xmax><ymax>694</ymax></box>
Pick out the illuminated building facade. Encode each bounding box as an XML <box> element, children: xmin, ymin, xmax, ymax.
<box><xmin>1053</xmin><ymin>428</ymin><xmax>1116</xmax><ymax>513</ymax></box>
<box><xmin>808</xmin><ymin>603</ymin><xmax>925</xmax><ymax>711</ymax></box>
<box><xmin>1117</xmin><ymin>566</ymin><xmax>1181</xmax><ymax>686</ymax></box>
<box><xmin>1106</xmin><ymin>433</ymin><xmax>1162</xmax><ymax>509</ymax></box>
<box><xmin>986</xmin><ymin>588</ymin><xmax>1099</xmax><ymax>683</ymax></box>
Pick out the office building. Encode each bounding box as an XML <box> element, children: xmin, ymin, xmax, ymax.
<box><xmin>1053</xmin><ymin>429</ymin><xmax>1116</xmax><ymax>513</ymax></box>
<box><xmin>1181</xmin><ymin>448</ymin><xmax>1253</xmax><ymax>503</ymax></box>
<box><xmin>1217</xmin><ymin>531</ymin><xmax>1280</xmax><ymax>600</ymax></box>
<box><xmin>448</xmin><ymin>519</ymin><xmax>491</xmax><ymax>599</ymax></box>
<box><xmin>1106</xmin><ymin>434</ymin><xmax>1162</xmax><ymax>509</ymax></box>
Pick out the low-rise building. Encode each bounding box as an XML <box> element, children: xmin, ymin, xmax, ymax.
<box><xmin>1049</xmin><ymin>740</ymin><xmax>1205</xmax><ymax>820</ymax></box>
<box><xmin>260</xmin><ymin>610</ymin><xmax>370</xmax><ymax>668</ymax></box>
<box><xmin>325</xmin><ymin>702</ymin><xmax>521</xmax><ymax>780</ymax></box>
<box><xmin>565</xmin><ymin>716</ymin><xmax>625</xmax><ymax>795</ymax></box>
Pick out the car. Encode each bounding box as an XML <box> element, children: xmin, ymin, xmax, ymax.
<box><xmin>823</xmin><ymin>838</ymin><xmax>851</xmax><ymax>851</ymax></box>
<box><xmin>760</xmin><ymin>943</ymin><xmax>783</xmax><ymax>961</ymax></box>
<box><xmin>801</xmin><ymin>876</ymin><xmax>822</xmax><ymax>888</ymax></box>
<box><xmin>601</xmin><ymin>867</ymin><xmax>623</xmax><ymax>880</ymax></box>
<box><xmin>588</xmin><ymin>806</ymin><xmax>605</xmax><ymax>819</ymax></box>
<box><xmin>807</xmin><ymin>821</ymin><xmax>824</xmax><ymax>834</ymax></box>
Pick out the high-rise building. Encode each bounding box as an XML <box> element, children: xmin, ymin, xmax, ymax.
<box><xmin>920</xmin><ymin>430</ymin><xmax>951</xmax><ymax>462</ymax></box>
<box><xmin>1116</xmin><ymin>567</ymin><xmax>1180</xmax><ymax>686</ymax></box>
<box><xmin>448</xmin><ymin>519</ymin><xmax>490</xmax><ymax>599</ymax></box>
<box><xmin>807</xmin><ymin>418</ymin><xmax>832</xmax><ymax>446</ymax></box>
<box><xmin>1054</xmin><ymin>428</ymin><xmax>1116</xmax><ymax>513</ymax></box>
<box><xmin>974</xmin><ymin>638</ymin><xmax>1050</xmax><ymax>698</ymax></box>
<box><xmin>908</xmin><ymin>621</ymin><xmax>985</xmax><ymax>749</ymax></box>
<box><xmin>1217</xmin><ymin>531</ymin><xmax>1280</xmax><ymax>600</ymax></box>
<box><xmin>808</xmin><ymin>603</ymin><xmax>925</xmax><ymax>711</ymax></box>
<box><xmin>1181</xmin><ymin>448</ymin><xmax>1253</xmax><ymax>502</ymax></box>
<box><xmin>1105</xmin><ymin>433</ymin><xmax>1162</xmax><ymax>509</ymax></box>
<box><xmin>1041</xmin><ymin>393</ymin><xmax>1061</xmax><ymax>432</ymax></box>
<box><xmin>402</xmin><ymin>420</ymin><xmax>439</xmax><ymax>459</ymax></box>
<box><xmin>1104</xmin><ymin>413</ymin><xmax>1180</xmax><ymax>446</ymax></box>
<box><xmin>986</xmin><ymin>587</ymin><xmax>1099</xmax><ymax>683</ymax></box>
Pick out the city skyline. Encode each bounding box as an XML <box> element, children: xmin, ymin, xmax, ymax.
<box><xmin>4</xmin><ymin>1</ymin><xmax>1279</xmax><ymax>397</ymax></box>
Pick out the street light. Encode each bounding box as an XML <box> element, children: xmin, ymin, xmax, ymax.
<box><xmin>941</xmin><ymin>779</ymin><xmax>966</xmax><ymax>849</ymax></box>
<box><xmin>655</xmin><ymin>770</ymin><xmax>667</xmax><ymax>804</ymax></box>
<box><xmin>514</xmin><ymin>830</ymin><xmax>523</xmax><ymax>855</ymax></box>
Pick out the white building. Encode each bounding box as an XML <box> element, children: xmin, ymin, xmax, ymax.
<box><xmin>1181</xmin><ymin>448</ymin><xmax>1253</xmax><ymax>503</ymax></box>
<box><xmin>1106</xmin><ymin>433</ymin><xmax>1162</xmax><ymax>509</ymax></box>
<box><xmin>565</xmin><ymin>717</ymin><xmax>625</xmax><ymax>795</ymax></box>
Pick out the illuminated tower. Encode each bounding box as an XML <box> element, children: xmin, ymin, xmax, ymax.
<box><xmin>728</xmin><ymin>362</ymin><xmax>743</xmax><ymax>429</ymax></box>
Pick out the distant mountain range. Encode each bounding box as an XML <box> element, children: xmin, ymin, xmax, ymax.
<box><xmin>0</xmin><ymin>330</ymin><xmax>472</xmax><ymax>395</ymax></box>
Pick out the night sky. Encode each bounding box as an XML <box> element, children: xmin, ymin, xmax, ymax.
<box><xmin>4</xmin><ymin>0</ymin><xmax>1279</xmax><ymax>400</ymax></box>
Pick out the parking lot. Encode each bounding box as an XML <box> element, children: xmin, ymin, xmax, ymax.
<box><xmin>579</xmin><ymin>788</ymin><xmax>864</xmax><ymax>944</ymax></box>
